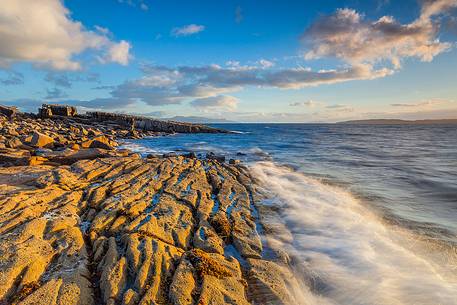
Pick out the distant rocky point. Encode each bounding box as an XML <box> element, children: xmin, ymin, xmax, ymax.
<box><xmin>2</xmin><ymin>104</ymin><xmax>229</xmax><ymax>134</ymax></box>
<box><xmin>338</xmin><ymin>118</ymin><xmax>457</xmax><ymax>125</ymax></box>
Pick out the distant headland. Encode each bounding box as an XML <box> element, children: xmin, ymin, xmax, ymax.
<box><xmin>337</xmin><ymin>119</ymin><xmax>457</xmax><ymax>125</ymax></box>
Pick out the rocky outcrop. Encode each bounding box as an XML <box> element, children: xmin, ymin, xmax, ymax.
<box><xmin>38</xmin><ymin>104</ymin><xmax>77</xmax><ymax>118</ymax></box>
<box><xmin>87</xmin><ymin>111</ymin><xmax>229</xmax><ymax>134</ymax></box>
<box><xmin>0</xmin><ymin>105</ymin><xmax>303</xmax><ymax>305</ymax></box>
<box><xmin>0</xmin><ymin>105</ymin><xmax>17</xmax><ymax>118</ymax></box>
<box><xmin>0</xmin><ymin>109</ymin><xmax>156</xmax><ymax>167</ymax></box>
<box><xmin>0</xmin><ymin>153</ymin><xmax>301</xmax><ymax>305</ymax></box>
<box><xmin>30</xmin><ymin>131</ymin><xmax>55</xmax><ymax>148</ymax></box>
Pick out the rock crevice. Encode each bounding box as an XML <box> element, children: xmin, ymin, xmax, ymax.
<box><xmin>0</xmin><ymin>106</ymin><xmax>306</xmax><ymax>305</ymax></box>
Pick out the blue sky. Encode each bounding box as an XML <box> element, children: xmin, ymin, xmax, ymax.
<box><xmin>1</xmin><ymin>0</ymin><xmax>457</xmax><ymax>122</ymax></box>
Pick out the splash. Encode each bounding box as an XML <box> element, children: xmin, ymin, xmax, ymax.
<box><xmin>118</xmin><ymin>142</ymin><xmax>158</xmax><ymax>155</ymax></box>
<box><xmin>251</xmin><ymin>161</ymin><xmax>457</xmax><ymax>305</ymax></box>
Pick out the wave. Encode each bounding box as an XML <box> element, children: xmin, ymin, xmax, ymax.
<box><xmin>118</xmin><ymin>142</ymin><xmax>159</xmax><ymax>155</ymax></box>
<box><xmin>229</xmin><ymin>130</ymin><xmax>250</xmax><ymax>134</ymax></box>
<box><xmin>250</xmin><ymin>161</ymin><xmax>457</xmax><ymax>305</ymax></box>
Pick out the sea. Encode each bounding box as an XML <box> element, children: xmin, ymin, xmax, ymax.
<box><xmin>122</xmin><ymin>123</ymin><xmax>457</xmax><ymax>305</ymax></box>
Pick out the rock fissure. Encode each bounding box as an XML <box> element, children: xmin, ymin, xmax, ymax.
<box><xmin>1</xmin><ymin>107</ymin><xmax>308</xmax><ymax>305</ymax></box>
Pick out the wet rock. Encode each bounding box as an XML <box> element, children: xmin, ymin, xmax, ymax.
<box><xmin>163</xmin><ymin>152</ymin><xmax>178</xmax><ymax>158</ymax></box>
<box><xmin>206</xmin><ymin>152</ymin><xmax>225</xmax><ymax>163</ymax></box>
<box><xmin>183</xmin><ymin>152</ymin><xmax>197</xmax><ymax>159</ymax></box>
<box><xmin>89</xmin><ymin>139</ymin><xmax>114</xmax><ymax>150</ymax></box>
<box><xmin>229</xmin><ymin>159</ymin><xmax>240</xmax><ymax>165</ymax></box>
<box><xmin>146</xmin><ymin>153</ymin><xmax>160</xmax><ymax>159</ymax></box>
<box><xmin>247</xmin><ymin>259</ymin><xmax>305</xmax><ymax>305</ymax></box>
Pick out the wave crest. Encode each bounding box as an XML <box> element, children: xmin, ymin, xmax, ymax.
<box><xmin>251</xmin><ymin>161</ymin><xmax>457</xmax><ymax>305</ymax></box>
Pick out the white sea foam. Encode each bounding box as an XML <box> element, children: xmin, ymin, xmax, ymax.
<box><xmin>119</xmin><ymin>142</ymin><xmax>159</xmax><ymax>154</ymax></box>
<box><xmin>251</xmin><ymin>161</ymin><xmax>457</xmax><ymax>305</ymax></box>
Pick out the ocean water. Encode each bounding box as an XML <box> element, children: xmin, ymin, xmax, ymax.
<box><xmin>122</xmin><ymin>123</ymin><xmax>457</xmax><ymax>304</ymax></box>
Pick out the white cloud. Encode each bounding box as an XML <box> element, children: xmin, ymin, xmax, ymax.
<box><xmin>302</xmin><ymin>1</ymin><xmax>457</xmax><ymax>69</ymax></box>
<box><xmin>326</xmin><ymin>104</ymin><xmax>347</xmax><ymax>109</ymax></box>
<box><xmin>58</xmin><ymin>62</ymin><xmax>392</xmax><ymax>111</ymax></box>
<box><xmin>94</xmin><ymin>25</ymin><xmax>111</xmax><ymax>35</ymax></box>
<box><xmin>191</xmin><ymin>95</ymin><xmax>239</xmax><ymax>112</ymax></box>
<box><xmin>289</xmin><ymin>100</ymin><xmax>322</xmax><ymax>107</ymax></box>
<box><xmin>0</xmin><ymin>0</ymin><xmax>131</xmax><ymax>70</ymax></box>
<box><xmin>171</xmin><ymin>24</ymin><xmax>205</xmax><ymax>37</ymax></box>
<box><xmin>390</xmin><ymin>99</ymin><xmax>447</xmax><ymax>108</ymax></box>
<box><xmin>258</xmin><ymin>59</ymin><xmax>275</xmax><ymax>68</ymax></box>
<box><xmin>178</xmin><ymin>84</ymin><xmax>240</xmax><ymax>98</ymax></box>
<box><xmin>106</xmin><ymin>40</ymin><xmax>131</xmax><ymax>66</ymax></box>
<box><xmin>175</xmin><ymin>63</ymin><xmax>392</xmax><ymax>89</ymax></box>
<box><xmin>420</xmin><ymin>0</ymin><xmax>457</xmax><ymax>18</ymax></box>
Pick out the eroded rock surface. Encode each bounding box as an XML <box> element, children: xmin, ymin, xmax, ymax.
<box><xmin>0</xmin><ymin>106</ymin><xmax>304</xmax><ymax>305</ymax></box>
<box><xmin>0</xmin><ymin>154</ymin><xmax>301</xmax><ymax>305</ymax></box>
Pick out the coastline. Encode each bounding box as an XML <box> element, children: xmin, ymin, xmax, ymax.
<box><xmin>0</xmin><ymin>106</ymin><xmax>300</xmax><ymax>304</ymax></box>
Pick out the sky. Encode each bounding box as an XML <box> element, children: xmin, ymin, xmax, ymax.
<box><xmin>1</xmin><ymin>0</ymin><xmax>457</xmax><ymax>122</ymax></box>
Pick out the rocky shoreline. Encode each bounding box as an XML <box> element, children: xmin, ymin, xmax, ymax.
<box><xmin>0</xmin><ymin>105</ymin><xmax>304</xmax><ymax>305</ymax></box>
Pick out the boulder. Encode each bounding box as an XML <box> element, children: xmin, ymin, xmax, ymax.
<box><xmin>0</xmin><ymin>105</ymin><xmax>17</xmax><ymax>118</ymax></box>
<box><xmin>5</xmin><ymin>137</ymin><xmax>23</xmax><ymax>149</ymax></box>
<box><xmin>146</xmin><ymin>153</ymin><xmax>160</xmax><ymax>159</ymax></box>
<box><xmin>89</xmin><ymin>140</ymin><xmax>114</xmax><ymax>150</ymax></box>
<box><xmin>69</xmin><ymin>126</ymin><xmax>80</xmax><ymax>134</ymax></box>
<box><xmin>87</xmin><ymin>129</ymin><xmax>102</xmax><ymax>137</ymax></box>
<box><xmin>184</xmin><ymin>152</ymin><xmax>197</xmax><ymax>159</ymax></box>
<box><xmin>34</xmin><ymin>148</ymin><xmax>54</xmax><ymax>157</ymax></box>
<box><xmin>6</xmin><ymin>128</ymin><xmax>19</xmax><ymax>137</ymax></box>
<box><xmin>206</xmin><ymin>152</ymin><xmax>225</xmax><ymax>163</ymax></box>
<box><xmin>49</xmin><ymin>148</ymin><xmax>109</xmax><ymax>165</ymax></box>
<box><xmin>28</xmin><ymin>156</ymin><xmax>49</xmax><ymax>166</ymax></box>
<box><xmin>38</xmin><ymin>104</ymin><xmax>77</xmax><ymax>117</ymax></box>
<box><xmin>30</xmin><ymin>132</ymin><xmax>54</xmax><ymax>148</ymax></box>
<box><xmin>81</xmin><ymin>135</ymin><xmax>115</xmax><ymax>149</ymax></box>
<box><xmin>163</xmin><ymin>152</ymin><xmax>177</xmax><ymax>158</ymax></box>
<box><xmin>69</xmin><ymin>143</ymin><xmax>80</xmax><ymax>150</ymax></box>
<box><xmin>0</xmin><ymin>149</ymin><xmax>31</xmax><ymax>166</ymax></box>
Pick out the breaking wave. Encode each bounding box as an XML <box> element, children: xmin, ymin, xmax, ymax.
<box><xmin>251</xmin><ymin>161</ymin><xmax>457</xmax><ymax>305</ymax></box>
<box><xmin>118</xmin><ymin>142</ymin><xmax>158</xmax><ymax>155</ymax></box>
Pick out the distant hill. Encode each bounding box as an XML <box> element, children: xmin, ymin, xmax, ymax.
<box><xmin>164</xmin><ymin>116</ymin><xmax>234</xmax><ymax>124</ymax></box>
<box><xmin>338</xmin><ymin>119</ymin><xmax>457</xmax><ymax>125</ymax></box>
